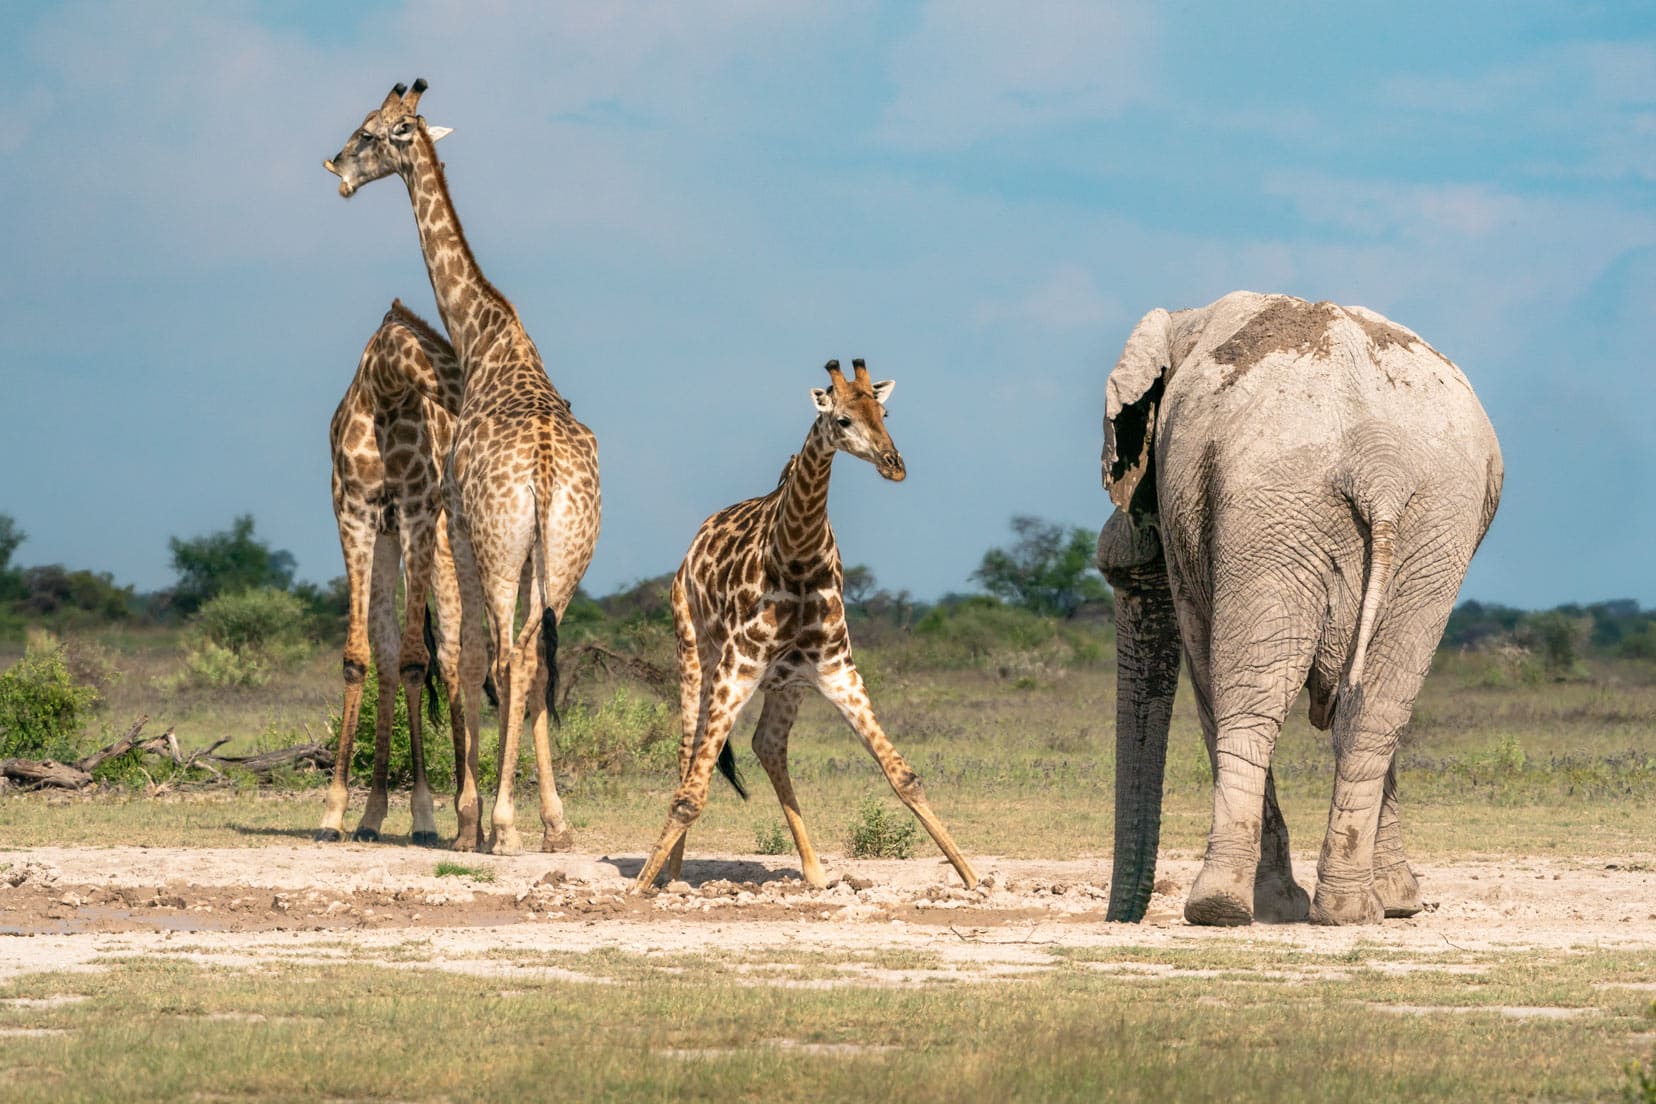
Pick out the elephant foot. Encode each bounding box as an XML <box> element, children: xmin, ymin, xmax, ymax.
<box><xmin>1374</xmin><ymin>862</ymin><xmax>1423</xmax><ymax>918</ymax></box>
<box><xmin>1185</xmin><ymin>864</ymin><xmax>1254</xmax><ymax>926</ymax></box>
<box><xmin>352</xmin><ymin>827</ymin><xmax>381</xmax><ymax>844</ymax></box>
<box><xmin>1310</xmin><ymin>882</ymin><xmax>1384</xmax><ymax>925</ymax></box>
<box><xmin>410</xmin><ymin>831</ymin><xmax>442</xmax><ymax>849</ymax></box>
<box><xmin>540</xmin><ymin>827</ymin><xmax>574</xmax><ymax>853</ymax></box>
<box><xmin>1253</xmin><ymin>868</ymin><xmax>1311</xmax><ymax>924</ymax></box>
<box><xmin>488</xmin><ymin>827</ymin><xmax>525</xmax><ymax>856</ymax></box>
<box><xmin>313</xmin><ymin>828</ymin><xmax>343</xmax><ymax>844</ymax></box>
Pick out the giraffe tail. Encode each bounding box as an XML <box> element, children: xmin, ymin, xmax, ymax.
<box><xmin>717</xmin><ymin>741</ymin><xmax>749</xmax><ymax>801</ymax></box>
<box><xmin>540</xmin><ymin>607</ymin><xmax>561</xmax><ymax>727</ymax></box>
<box><xmin>421</xmin><ymin>603</ymin><xmax>441</xmax><ymax>726</ymax></box>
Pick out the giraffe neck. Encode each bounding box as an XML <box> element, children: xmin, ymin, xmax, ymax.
<box><xmin>399</xmin><ymin>129</ymin><xmax>518</xmax><ymax>375</ymax></box>
<box><xmin>386</xmin><ymin>301</ymin><xmax>464</xmax><ymax>415</ymax></box>
<box><xmin>768</xmin><ymin>418</ymin><xmax>837</xmax><ymax>577</ymax></box>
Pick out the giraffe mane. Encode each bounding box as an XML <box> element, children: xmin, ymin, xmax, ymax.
<box><xmin>411</xmin><ymin>127</ymin><xmax>522</xmax><ymax>330</ymax></box>
<box><xmin>385</xmin><ymin>299</ymin><xmax>454</xmax><ymax>357</ymax></box>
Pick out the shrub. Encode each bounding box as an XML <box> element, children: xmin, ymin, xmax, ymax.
<box><xmin>196</xmin><ymin>587</ymin><xmax>309</xmax><ymax>654</ymax></box>
<box><xmin>846</xmin><ymin>797</ymin><xmax>918</xmax><ymax>859</ymax></box>
<box><xmin>338</xmin><ymin>665</ymin><xmax>455</xmax><ymax>793</ymax></box>
<box><xmin>755</xmin><ymin>822</ymin><xmax>790</xmax><ymax>855</ymax></box>
<box><xmin>0</xmin><ymin>637</ymin><xmax>101</xmax><ymax>760</ymax></box>
<box><xmin>554</xmin><ymin>689</ymin><xmax>677</xmax><ymax>776</ymax></box>
<box><xmin>166</xmin><ymin>587</ymin><xmax>312</xmax><ymax>691</ymax></box>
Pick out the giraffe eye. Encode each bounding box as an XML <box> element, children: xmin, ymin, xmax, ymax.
<box><xmin>836</xmin><ymin>416</ymin><xmax>852</xmax><ymax>428</ymax></box>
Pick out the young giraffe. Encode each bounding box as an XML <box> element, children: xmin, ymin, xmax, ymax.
<box><xmin>317</xmin><ymin>301</ymin><xmax>485</xmax><ymax>848</ymax></box>
<box><xmin>634</xmin><ymin>360</ymin><xmax>978</xmax><ymax>892</ymax></box>
<box><xmin>325</xmin><ymin>80</ymin><xmax>601</xmax><ymax>854</ymax></box>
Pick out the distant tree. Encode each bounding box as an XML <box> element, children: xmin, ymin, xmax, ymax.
<box><xmin>841</xmin><ymin>564</ymin><xmax>877</xmax><ymax>609</ymax></box>
<box><xmin>167</xmin><ymin>514</ymin><xmax>296</xmax><ymax>614</ymax></box>
<box><xmin>971</xmin><ymin>515</ymin><xmax>1111</xmax><ymax>620</ymax></box>
<box><xmin>0</xmin><ymin>514</ymin><xmax>23</xmax><ymax>574</ymax></box>
<box><xmin>0</xmin><ymin>514</ymin><xmax>23</xmax><ymax>603</ymax></box>
<box><xmin>1441</xmin><ymin>600</ymin><xmax>1527</xmax><ymax>649</ymax></box>
<box><xmin>14</xmin><ymin>565</ymin><xmax>134</xmax><ymax>621</ymax></box>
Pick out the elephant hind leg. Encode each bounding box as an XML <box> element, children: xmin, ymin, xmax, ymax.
<box><xmin>1184</xmin><ymin>579</ymin><xmax>1319</xmax><ymax>927</ymax></box>
<box><xmin>1371</xmin><ymin>762</ymin><xmax>1421</xmax><ymax>917</ymax></box>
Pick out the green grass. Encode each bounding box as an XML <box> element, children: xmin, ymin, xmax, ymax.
<box><xmin>0</xmin><ymin>947</ymin><xmax>1652</xmax><ymax>1102</ymax></box>
<box><xmin>433</xmin><ymin>860</ymin><xmax>495</xmax><ymax>882</ymax></box>
<box><xmin>3</xmin><ymin>644</ymin><xmax>1654</xmax><ymax>862</ymax></box>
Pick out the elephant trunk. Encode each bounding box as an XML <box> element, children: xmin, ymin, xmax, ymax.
<box><xmin>1098</xmin><ymin>513</ymin><xmax>1181</xmax><ymax>923</ymax></box>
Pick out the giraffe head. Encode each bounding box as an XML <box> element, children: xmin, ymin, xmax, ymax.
<box><xmin>810</xmin><ymin>360</ymin><xmax>905</xmax><ymax>482</ymax></box>
<box><xmin>323</xmin><ymin>79</ymin><xmax>452</xmax><ymax>198</ymax></box>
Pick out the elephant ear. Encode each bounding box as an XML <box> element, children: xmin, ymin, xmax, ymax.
<box><xmin>1102</xmin><ymin>307</ymin><xmax>1173</xmax><ymax>520</ymax></box>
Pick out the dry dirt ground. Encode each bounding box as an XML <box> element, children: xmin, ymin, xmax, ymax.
<box><xmin>4</xmin><ymin>846</ymin><xmax>1655</xmax><ymax>985</ymax></box>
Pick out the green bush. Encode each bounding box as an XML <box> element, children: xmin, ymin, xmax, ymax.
<box><xmin>846</xmin><ymin>797</ymin><xmax>918</xmax><ymax>859</ymax></box>
<box><xmin>0</xmin><ymin>638</ymin><xmax>101</xmax><ymax>760</ymax></box>
<box><xmin>754</xmin><ymin>822</ymin><xmax>790</xmax><ymax>855</ymax></box>
<box><xmin>554</xmin><ymin>689</ymin><xmax>677</xmax><ymax>776</ymax></box>
<box><xmin>338</xmin><ymin>665</ymin><xmax>455</xmax><ymax>793</ymax></box>
<box><xmin>166</xmin><ymin>587</ymin><xmax>312</xmax><ymax>691</ymax></box>
<box><xmin>196</xmin><ymin>587</ymin><xmax>309</xmax><ymax>654</ymax></box>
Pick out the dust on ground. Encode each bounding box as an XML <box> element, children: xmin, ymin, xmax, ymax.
<box><xmin>2</xmin><ymin>846</ymin><xmax>1654</xmax><ymax>984</ymax></box>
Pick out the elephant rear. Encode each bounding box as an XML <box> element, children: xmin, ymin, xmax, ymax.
<box><xmin>1099</xmin><ymin>291</ymin><xmax>1502</xmax><ymax>926</ymax></box>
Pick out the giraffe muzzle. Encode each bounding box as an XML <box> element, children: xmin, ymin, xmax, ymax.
<box><xmin>879</xmin><ymin>453</ymin><xmax>906</xmax><ymax>482</ymax></box>
<box><xmin>323</xmin><ymin>159</ymin><xmax>357</xmax><ymax>198</ymax></box>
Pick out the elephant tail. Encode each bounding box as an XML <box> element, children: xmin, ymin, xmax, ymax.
<box><xmin>1346</xmin><ymin>515</ymin><xmax>1398</xmax><ymax>693</ymax></box>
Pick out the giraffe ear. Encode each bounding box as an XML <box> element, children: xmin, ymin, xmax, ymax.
<box><xmin>427</xmin><ymin>125</ymin><xmax>453</xmax><ymax>142</ymax></box>
<box><xmin>872</xmin><ymin>379</ymin><xmax>895</xmax><ymax>405</ymax></box>
<box><xmin>810</xmin><ymin>387</ymin><xmax>834</xmax><ymax>413</ymax></box>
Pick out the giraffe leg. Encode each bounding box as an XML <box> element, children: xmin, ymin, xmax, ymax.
<box><xmin>430</xmin><ymin>516</ymin><xmax>476</xmax><ymax>849</ymax></box>
<box><xmin>485</xmin><ymin>615</ymin><xmax>526</xmax><ymax>857</ymax></box>
<box><xmin>445</xmin><ymin>508</ymin><xmax>487</xmax><ymax>852</ymax></box>
<box><xmin>522</xmin><ymin>639</ymin><xmax>573</xmax><ymax>852</ymax></box>
<box><xmin>818</xmin><ymin>664</ymin><xmax>978</xmax><ymax>889</ymax></box>
<box><xmin>355</xmin><ymin>532</ymin><xmax>402</xmax><ymax>843</ymax></box>
<box><xmin>635</xmin><ymin>652</ymin><xmax>761</xmax><ymax>893</ymax></box>
<box><xmin>397</xmin><ymin>510</ymin><xmax>439</xmax><ymax>846</ymax></box>
<box><xmin>317</xmin><ymin>511</ymin><xmax>376</xmax><ymax>843</ymax></box>
<box><xmin>749</xmin><ymin>686</ymin><xmax>825</xmax><ymax>888</ymax></box>
<box><xmin>665</xmin><ymin>577</ymin><xmax>703</xmax><ymax>884</ymax></box>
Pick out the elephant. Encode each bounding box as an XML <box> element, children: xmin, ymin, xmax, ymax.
<box><xmin>1095</xmin><ymin>291</ymin><xmax>1502</xmax><ymax>926</ymax></box>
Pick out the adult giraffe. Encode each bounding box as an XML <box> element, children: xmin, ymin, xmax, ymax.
<box><xmin>324</xmin><ymin>80</ymin><xmax>600</xmax><ymax>854</ymax></box>
<box><xmin>634</xmin><ymin>360</ymin><xmax>977</xmax><ymax>893</ymax></box>
<box><xmin>317</xmin><ymin>301</ymin><xmax>482</xmax><ymax>847</ymax></box>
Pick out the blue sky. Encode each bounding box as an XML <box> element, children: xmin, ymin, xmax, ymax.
<box><xmin>1</xmin><ymin>1</ymin><xmax>1651</xmax><ymax>607</ymax></box>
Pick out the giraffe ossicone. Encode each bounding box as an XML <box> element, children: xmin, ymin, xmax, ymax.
<box><xmin>634</xmin><ymin>359</ymin><xmax>977</xmax><ymax>893</ymax></box>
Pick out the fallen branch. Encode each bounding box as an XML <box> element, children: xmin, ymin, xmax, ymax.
<box><xmin>0</xmin><ymin>715</ymin><xmax>333</xmax><ymax>792</ymax></box>
<box><xmin>556</xmin><ymin>641</ymin><xmax>674</xmax><ymax>711</ymax></box>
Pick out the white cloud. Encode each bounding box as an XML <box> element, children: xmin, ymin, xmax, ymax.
<box><xmin>1380</xmin><ymin>40</ymin><xmax>1656</xmax><ymax>183</ymax></box>
<box><xmin>976</xmin><ymin>263</ymin><xmax>1117</xmax><ymax>331</ymax></box>
<box><xmin>876</xmin><ymin>0</ymin><xmax>1156</xmax><ymax>150</ymax></box>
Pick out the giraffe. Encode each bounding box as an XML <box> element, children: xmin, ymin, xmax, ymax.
<box><xmin>634</xmin><ymin>360</ymin><xmax>978</xmax><ymax>892</ymax></box>
<box><xmin>316</xmin><ymin>300</ymin><xmax>484</xmax><ymax>847</ymax></box>
<box><xmin>324</xmin><ymin>80</ymin><xmax>601</xmax><ymax>854</ymax></box>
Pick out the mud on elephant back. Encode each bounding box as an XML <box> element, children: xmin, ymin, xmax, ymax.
<box><xmin>1095</xmin><ymin>291</ymin><xmax>1503</xmax><ymax>927</ymax></box>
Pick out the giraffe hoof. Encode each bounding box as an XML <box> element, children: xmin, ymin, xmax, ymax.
<box><xmin>352</xmin><ymin>827</ymin><xmax>381</xmax><ymax>844</ymax></box>
<box><xmin>410</xmin><ymin>831</ymin><xmax>442</xmax><ymax>848</ymax></box>
<box><xmin>540</xmin><ymin>828</ymin><xmax>574</xmax><ymax>853</ymax></box>
<box><xmin>313</xmin><ymin>828</ymin><xmax>343</xmax><ymax>844</ymax></box>
<box><xmin>488</xmin><ymin>829</ymin><xmax>525</xmax><ymax>856</ymax></box>
<box><xmin>450</xmin><ymin>835</ymin><xmax>478</xmax><ymax>853</ymax></box>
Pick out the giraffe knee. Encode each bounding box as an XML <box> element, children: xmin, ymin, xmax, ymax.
<box><xmin>893</xmin><ymin>766</ymin><xmax>925</xmax><ymax>801</ymax></box>
<box><xmin>342</xmin><ymin>659</ymin><xmax>368</xmax><ymax>685</ymax></box>
<box><xmin>669</xmin><ymin>792</ymin><xmax>706</xmax><ymax>825</ymax></box>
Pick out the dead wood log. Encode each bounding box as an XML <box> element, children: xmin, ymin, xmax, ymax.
<box><xmin>0</xmin><ymin>757</ymin><xmax>92</xmax><ymax>789</ymax></box>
